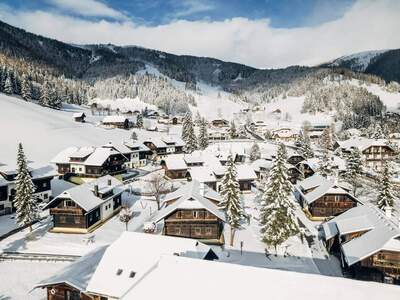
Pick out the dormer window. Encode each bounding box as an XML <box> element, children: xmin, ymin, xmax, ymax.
<box><xmin>129</xmin><ymin>271</ymin><xmax>136</xmax><ymax>278</ymax></box>
<box><xmin>116</xmin><ymin>269</ymin><xmax>123</xmax><ymax>275</ymax></box>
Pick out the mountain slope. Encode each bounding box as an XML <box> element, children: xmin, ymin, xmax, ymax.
<box><xmin>323</xmin><ymin>49</ymin><xmax>400</xmax><ymax>83</ymax></box>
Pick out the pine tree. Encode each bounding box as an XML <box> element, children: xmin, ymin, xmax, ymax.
<box><xmin>39</xmin><ymin>82</ymin><xmax>50</xmax><ymax>106</ymax></box>
<box><xmin>259</xmin><ymin>143</ymin><xmax>300</xmax><ymax>253</ymax></box>
<box><xmin>181</xmin><ymin>112</ymin><xmax>192</xmax><ymax>141</ymax></box>
<box><xmin>4</xmin><ymin>73</ymin><xmax>13</xmax><ymax>95</ymax></box>
<box><xmin>21</xmin><ymin>75</ymin><xmax>32</xmax><ymax>101</ymax></box>
<box><xmin>249</xmin><ymin>142</ymin><xmax>261</xmax><ymax>161</ymax></box>
<box><xmin>131</xmin><ymin>131</ymin><xmax>138</xmax><ymax>140</ymax></box>
<box><xmin>321</xmin><ymin>127</ymin><xmax>333</xmax><ymax>151</ymax></box>
<box><xmin>219</xmin><ymin>155</ymin><xmax>245</xmax><ymax>246</ymax></box>
<box><xmin>185</xmin><ymin>118</ymin><xmax>197</xmax><ymax>153</ymax></box>
<box><xmin>136</xmin><ymin>114</ymin><xmax>144</xmax><ymax>128</ymax></box>
<box><xmin>377</xmin><ymin>161</ymin><xmax>395</xmax><ymax>210</ymax></box>
<box><xmin>229</xmin><ymin>121</ymin><xmax>237</xmax><ymax>139</ymax></box>
<box><xmin>297</xmin><ymin>131</ymin><xmax>314</xmax><ymax>158</ymax></box>
<box><xmin>318</xmin><ymin>150</ymin><xmax>334</xmax><ymax>178</ymax></box>
<box><xmin>345</xmin><ymin>148</ymin><xmax>363</xmax><ymax>195</ymax></box>
<box><xmin>14</xmin><ymin>143</ymin><xmax>39</xmax><ymax>232</ymax></box>
<box><xmin>198</xmin><ymin>118</ymin><xmax>209</xmax><ymax>150</ymax></box>
<box><xmin>194</xmin><ymin>111</ymin><xmax>202</xmax><ymax>126</ymax></box>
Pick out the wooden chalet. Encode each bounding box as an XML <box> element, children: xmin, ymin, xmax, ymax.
<box><xmin>272</xmin><ymin>128</ymin><xmax>299</xmax><ymax>142</ymax></box>
<box><xmin>295</xmin><ymin>174</ymin><xmax>358</xmax><ymax>218</ymax></box>
<box><xmin>51</xmin><ymin>144</ymin><xmax>129</xmax><ymax>178</ymax></box>
<box><xmin>102</xmin><ymin>116</ymin><xmax>131</xmax><ymax>129</ymax></box>
<box><xmin>35</xmin><ymin>232</ymin><xmax>217</xmax><ymax>300</ymax></box>
<box><xmin>322</xmin><ymin>204</ymin><xmax>400</xmax><ymax>284</ymax></box>
<box><xmin>44</xmin><ymin>175</ymin><xmax>123</xmax><ymax>233</ymax></box>
<box><xmin>334</xmin><ymin>137</ymin><xmax>396</xmax><ymax>171</ymax></box>
<box><xmin>211</xmin><ymin>119</ymin><xmax>229</xmax><ymax>128</ymax></box>
<box><xmin>0</xmin><ymin>163</ymin><xmax>55</xmax><ymax>215</ymax></box>
<box><xmin>72</xmin><ymin>112</ymin><xmax>86</xmax><ymax>123</ymax></box>
<box><xmin>153</xmin><ymin>181</ymin><xmax>226</xmax><ymax>243</ymax></box>
<box><xmin>143</xmin><ymin>136</ymin><xmax>185</xmax><ymax>160</ymax></box>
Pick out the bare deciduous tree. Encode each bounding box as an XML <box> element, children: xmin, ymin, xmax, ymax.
<box><xmin>147</xmin><ymin>173</ymin><xmax>170</xmax><ymax>210</ymax></box>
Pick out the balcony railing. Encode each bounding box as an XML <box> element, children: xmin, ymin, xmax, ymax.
<box><xmin>50</xmin><ymin>207</ymin><xmax>83</xmax><ymax>215</ymax></box>
<box><xmin>373</xmin><ymin>259</ymin><xmax>400</xmax><ymax>269</ymax></box>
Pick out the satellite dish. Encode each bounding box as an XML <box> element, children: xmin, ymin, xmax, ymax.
<box><xmin>50</xmin><ymin>289</ymin><xmax>56</xmax><ymax>295</ymax></box>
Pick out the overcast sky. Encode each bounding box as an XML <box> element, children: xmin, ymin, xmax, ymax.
<box><xmin>0</xmin><ymin>0</ymin><xmax>399</xmax><ymax>69</ymax></box>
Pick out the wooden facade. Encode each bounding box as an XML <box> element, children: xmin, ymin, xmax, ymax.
<box><xmin>348</xmin><ymin>250</ymin><xmax>400</xmax><ymax>284</ymax></box>
<box><xmin>308</xmin><ymin>194</ymin><xmax>357</xmax><ymax>218</ymax></box>
<box><xmin>164</xmin><ymin>208</ymin><xmax>223</xmax><ymax>240</ymax></box>
<box><xmin>46</xmin><ymin>284</ymin><xmax>93</xmax><ymax>300</ymax></box>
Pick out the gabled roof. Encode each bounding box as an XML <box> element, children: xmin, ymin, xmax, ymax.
<box><xmin>102</xmin><ymin>115</ymin><xmax>129</xmax><ymax>123</ymax></box>
<box><xmin>72</xmin><ymin>112</ymin><xmax>86</xmax><ymax>118</ymax></box>
<box><xmin>35</xmin><ymin>246</ymin><xmax>107</xmax><ymax>292</ymax></box>
<box><xmin>51</xmin><ymin>146</ymin><xmax>80</xmax><ymax>164</ymax></box>
<box><xmin>163</xmin><ymin>155</ymin><xmax>187</xmax><ymax>171</ymax></box>
<box><xmin>162</xmin><ymin>180</ymin><xmax>222</xmax><ymax>204</ymax></box>
<box><xmin>153</xmin><ymin>180</ymin><xmax>225</xmax><ymax>223</ymax></box>
<box><xmin>336</xmin><ymin>137</ymin><xmax>395</xmax><ymax>152</ymax></box>
<box><xmin>85</xmin><ymin>232</ymin><xmax>214</xmax><ymax>299</ymax></box>
<box><xmin>121</xmin><ymin>255</ymin><xmax>400</xmax><ymax>300</ymax></box>
<box><xmin>188</xmin><ymin>167</ymin><xmax>217</xmax><ymax>183</ymax></box>
<box><xmin>322</xmin><ymin>204</ymin><xmax>400</xmax><ymax>266</ymax></box>
<box><xmin>44</xmin><ymin>175</ymin><xmax>123</xmax><ymax>212</ymax></box>
<box><xmin>296</xmin><ymin>174</ymin><xmax>327</xmax><ymax>191</ymax></box>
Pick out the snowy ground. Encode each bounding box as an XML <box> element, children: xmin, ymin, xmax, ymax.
<box><xmin>0</xmin><ymin>192</ymin><xmax>158</xmax><ymax>257</ymax></box>
<box><xmin>0</xmin><ymin>214</ymin><xmax>18</xmax><ymax>237</ymax></box>
<box><xmin>0</xmin><ymin>260</ymin><xmax>68</xmax><ymax>300</ymax></box>
<box><xmin>0</xmin><ymin>94</ymin><xmax>181</xmax><ymax>166</ymax></box>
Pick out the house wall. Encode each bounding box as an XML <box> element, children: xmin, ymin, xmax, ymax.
<box><xmin>70</xmin><ymin>164</ymin><xmax>86</xmax><ymax>175</ymax></box>
<box><xmin>309</xmin><ymin>194</ymin><xmax>357</xmax><ymax>217</ymax></box>
<box><xmin>101</xmin><ymin>199</ymin><xmax>114</xmax><ymax>220</ymax></box>
<box><xmin>164</xmin><ymin>209</ymin><xmax>222</xmax><ymax>239</ymax></box>
<box><xmin>359</xmin><ymin>250</ymin><xmax>400</xmax><ymax>280</ymax></box>
<box><xmin>46</xmin><ymin>284</ymin><xmax>92</xmax><ymax>300</ymax></box>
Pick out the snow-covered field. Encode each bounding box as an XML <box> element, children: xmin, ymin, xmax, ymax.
<box><xmin>0</xmin><ymin>94</ymin><xmax>180</xmax><ymax>166</ymax></box>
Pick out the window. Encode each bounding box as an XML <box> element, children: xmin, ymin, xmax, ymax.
<box><xmin>0</xmin><ymin>204</ymin><xmax>4</xmax><ymax>211</ymax></box>
<box><xmin>176</xmin><ymin>211</ymin><xmax>182</xmax><ymax>218</ymax></box>
<box><xmin>59</xmin><ymin>216</ymin><xmax>66</xmax><ymax>223</ymax></box>
<box><xmin>206</xmin><ymin>227</ymin><xmax>212</xmax><ymax>235</ymax></box>
<box><xmin>43</xmin><ymin>182</ymin><xmax>47</xmax><ymax>188</ymax></box>
<box><xmin>65</xmin><ymin>290</ymin><xmax>80</xmax><ymax>300</ymax></box>
<box><xmin>193</xmin><ymin>211</ymin><xmax>198</xmax><ymax>218</ymax></box>
<box><xmin>129</xmin><ymin>271</ymin><xmax>136</xmax><ymax>278</ymax></box>
<box><xmin>195</xmin><ymin>227</ymin><xmax>201</xmax><ymax>235</ymax></box>
<box><xmin>74</xmin><ymin>217</ymin><xmax>81</xmax><ymax>224</ymax></box>
<box><xmin>44</xmin><ymin>194</ymin><xmax>48</xmax><ymax>199</ymax></box>
<box><xmin>175</xmin><ymin>227</ymin><xmax>181</xmax><ymax>235</ymax></box>
<box><xmin>116</xmin><ymin>269</ymin><xmax>123</xmax><ymax>275</ymax></box>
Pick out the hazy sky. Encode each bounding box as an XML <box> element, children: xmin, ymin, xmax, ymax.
<box><xmin>1</xmin><ymin>0</ymin><xmax>399</xmax><ymax>68</ymax></box>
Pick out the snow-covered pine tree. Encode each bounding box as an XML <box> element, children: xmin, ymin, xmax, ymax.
<box><xmin>136</xmin><ymin>114</ymin><xmax>144</xmax><ymax>128</ymax></box>
<box><xmin>131</xmin><ymin>131</ymin><xmax>138</xmax><ymax>140</ymax></box>
<box><xmin>219</xmin><ymin>155</ymin><xmax>245</xmax><ymax>246</ymax></box>
<box><xmin>194</xmin><ymin>111</ymin><xmax>202</xmax><ymax>126</ymax></box>
<box><xmin>39</xmin><ymin>82</ymin><xmax>50</xmax><ymax>106</ymax></box>
<box><xmin>185</xmin><ymin>117</ymin><xmax>197</xmax><ymax>153</ymax></box>
<box><xmin>181</xmin><ymin>112</ymin><xmax>192</xmax><ymax>142</ymax></box>
<box><xmin>321</xmin><ymin>127</ymin><xmax>333</xmax><ymax>151</ymax></box>
<box><xmin>4</xmin><ymin>73</ymin><xmax>13</xmax><ymax>95</ymax></box>
<box><xmin>376</xmin><ymin>160</ymin><xmax>396</xmax><ymax>210</ymax></box>
<box><xmin>297</xmin><ymin>131</ymin><xmax>314</xmax><ymax>158</ymax></box>
<box><xmin>318</xmin><ymin>149</ymin><xmax>334</xmax><ymax>178</ymax></box>
<box><xmin>249</xmin><ymin>142</ymin><xmax>261</xmax><ymax>161</ymax></box>
<box><xmin>330</xmin><ymin>123</ymin><xmax>337</xmax><ymax>145</ymax></box>
<box><xmin>228</xmin><ymin>121</ymin><xmax>237</xmax><ymax>139</ymax></box>
<box><xmin>14</xmin><ymin>143</ymin><xmax>39</xmax><ymax>232</ymax></box>
<box><xmin>198</xmin><ymin>118</ymin><xmax>209</xmax><ymax>150</ymax></box>
<box><xmin>21</xmin><ymin>75</ymin><xmax>32</xmax><ymax>101</ymax></box>
<box><xmin>345</xmin><ymin>148</ymin><xmax>363</xmax><ymax>195</ymax></box>
<box><xmin>259</xmin><ymin>143</ymin><xmax>300</xmax><ymax>253</ymax></box>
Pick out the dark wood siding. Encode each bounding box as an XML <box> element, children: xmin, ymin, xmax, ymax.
<box><xmin>309</xmin><ymin>194</ymin><xmax>357</xmax><ymax>217</ymax></box>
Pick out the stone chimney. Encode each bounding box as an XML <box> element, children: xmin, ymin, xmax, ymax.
<box><xmin>94</xmin><ymin>185</ymin><xmax>99</xmax><ymax>197</ymax></box>
<box><xmin>385</xmin><ymin>206</ymin><xmax>392</xmax><ymax>219</ymax></box>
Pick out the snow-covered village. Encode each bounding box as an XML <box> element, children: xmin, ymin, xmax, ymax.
<box><xmin>1</xmin><ymin>1</ymin><xmax>400</xmax><ymax>299</ymax></box>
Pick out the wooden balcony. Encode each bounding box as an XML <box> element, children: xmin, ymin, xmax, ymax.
<box><xmin>50</xmin><ymin>207</ymin><xmax>84</xmax><ymax>215</ymax></box>
<box><xmin>373</xmin><ymin>259</ymin><xmax>400</xmax><ymax>269</ymax></box>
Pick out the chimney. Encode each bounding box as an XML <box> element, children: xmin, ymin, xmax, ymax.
<box><xmin>94</xmin><ymin>185</ymin><xmax>99</xmax><ymax>197</ymax></box>
<box><xmin>108</xmin><ymin>179</ymin><xmax>112</xmax><ymax>186</ymax></box>
<box><xmin>199</xmin><ymin>183</ymin><xmax>205</xmax><ymax>197</ymax></box>
<box><xmin>385</xmin><ymin>206</ymin><xmax>392</xmax><ymax>219</ymax></box>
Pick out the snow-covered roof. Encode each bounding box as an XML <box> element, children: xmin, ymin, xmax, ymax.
<box><xmin>236</xmin><ymin>165</ymin><xmax>257</xmax><ymax>181</ymax></box>
<box><xmin>251</xmin><ymin>159</ymin><xmax>273</xmax><ymax>172</ymax></box>
<box><xmin>35</xmin><ymin>246</ymin><xmax>107</xmax><ymax>291</ymax></box>
<box><xmin>72</xmin><ymin>112</ymin><xmax>85</xmax><ymax>118</ymax></box>
<box><xmin>153</xmin><ymin>180</ymin><xmax>225</xmax><ymax>223</ymax></box>
<box><xmin>162</xmin><ymin>180</ymin><xmax>221</xmax><ymax>204</ymax></box>
<box><xmin>188</xmin><ymin>167</ymin><xmax>217</xmax><ymax>183</ymax></box>
<box><xmin>86</xmin><ymin>232</ymin><xmax>214</xmax><ymax>299</ymax></box>
<box><xmin>70</xmin><ymin>147</ymin><xmax>95</xmax><ymax>158</ymax></box>
<box><xmin>336</xmin><ymin>137</ymin><xmax>394</xmax><ymax>152</ymax></box>
<box><xmin>163</xmin><ymin>155</ymin><xmax>187</xmax><ymax>170</ymax></box>
<box><xmin>322</xmin><ymin>204</ymin><xmax>400</xmax><ymax>266</ymax></box>
<box><xmin>51</xmin><ymin>146</ymin><xmax>79</xmax><ymax>164</ymax></box>
<box><xmin>102</xmin><ymin>115</ymin><xmax>129</xmax><ymax>123</ymax></box>
<box><xmin>44</xmin><ymin>175</ymin><xmax>123</xmax><ymax>212</ymax></box>
<box><xmin>296</xmin><ymin>174</ymin><xmax>327</xmax><ymax>191</ymax></box>
<box><xmin>120</xmin><ymin>255</ymin><xmax>400</xmax><ymax>300</ymax></box>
